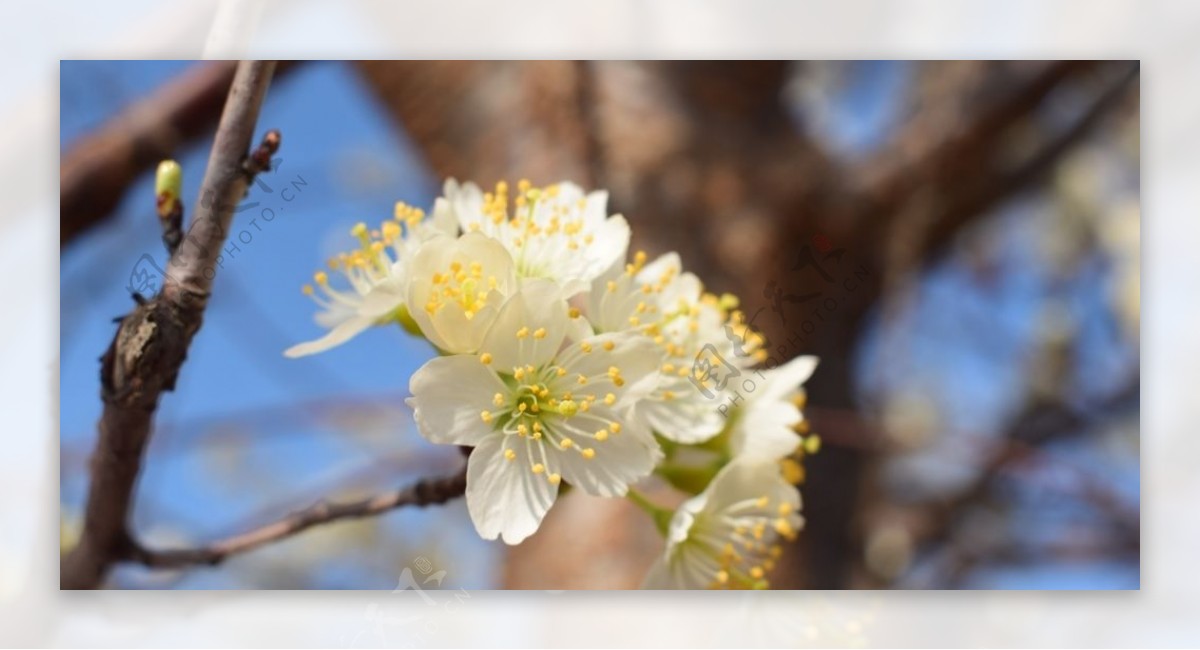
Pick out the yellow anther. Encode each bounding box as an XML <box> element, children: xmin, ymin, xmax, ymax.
<box><xmin>517</xmin><ymin>424</ymin><xmax>529</xmax><ymax>436</ymax></box>
<box><xmin>480</xmin><ymin>411</ymin><xmax>492</xmax><ymax>423</ymax></box>
<box><xmin>609</xmin><ymin>422</ymin><xmax>621</xmax><ymax>434</ymax></box>
<box><xmin>594</xmin><ymin>430</ymin><xmax>609</xmax><ymax>442</ymax></box>
<box><xmin>777</xmin><ymin>502</ymin><xmax>793</xmax><ymax>516</ymax></box>
<box><xmin>514</xmin><ymin>367</ymin><xmax>526</xmax><ymax>381</ymax></box>
<box><xmin>749</xmin><ymin>566</ymin><xmax>765</xmax><ymax>579</ymax></box>
<box><xmin>504</xmin><ymin>448</ymin><xmax>517</xmax><ymax>461</ymax></box>
<box><xmin>313</xmin><ymin>271</ymin><xmax>328</xmax><ymax>285</ymax></box>
<box><xmin>533</xmin><ymin>421</ymin><xmax>543</xmax><ymax>433</ymax></box>
<box><xmin>493</xmin><ymin>393</ymin><xmax>505</xmax><ymax>407</ymax></box>
<box><xmin>559</xmin><ymin>438</ymin><xmax>574</xmax><ymax>449</ymax></box>
<box><xmin>803</xmin><ymin>435</ymin><xmax>822</xmax><ymax>455</ymax></box>
<box><xmin>662</xmin><ymin>390</ymin><xmax>675</xmax><ymax>400</ymax></box>
<box><xmin>580</xmin><ymin>341</ymin><xmax>593</xmax><ymax>353</ymax></box>
<box><xmin>516</xmin><ymin>326</ymin><xmax>530</xmax><ymax>339</ymax></box>
<box><xmin>577</xmin><ymin>374</ymin><xmax>588</xmax><ymax>385</ymax></box>
<box><xmin>606</xmin><ymin>280</ymin><xmax>617</xmax><ymax>293</ymax></box>
<box><xmin>603</xmin><ymin>340</ymin><xmax>615</xmax><ymax>351</ymax></box>
<box><xmin>781</xmin><ymin>458</ymin><xmax>805</xmax><ymax>485</ymax></box>
<box><xmin>755</xmin><ymin>496</ymin><xmax>769</xmax><ymax>508</ymax></box>
<box><xmin>533</xmin><ymin>327</ymin><xmax>547</xmax><ymax>339</ymax></box>
<box><xmin>581</xmin><ymin>448</ymin><xmax>596</xmax><ymax>459</ymax></box>
<box><xmin>774</xmin><ymin>519</ymin><xmax>796</xmax><ymax>539</ymax></box>
<box><xmin>382</xmin><ymin>221</ymin><xmax>401</xmax><ymax>242</ymax></box>
<box><xmin>301</xmin><ymin>284</ymin><xmax>314</xmax><ymax>296</ymax></box>
<box><xmin>531</xmin><ymin>463</ymin><xmax>545</xmax><ymax>475</ymax></box>
<box><xmin>351</xmin><ymin>222</ymin><xmax>368</xmax><ymax>238</ymax></box>
<box><xmin>480</xmin><ymin>352</ymin><xmax>493</xmax><ymax>365</ymax></box>
<box><xmin>604</xmin><ymin>393</ymin><xmax>616</xmax><ymax>406</ymax></box>
<box><xmin>548</xmin><ymin>473</ymin><xmax>562</xmax><ymax>485</ymax></box>
<box><xmin>715</xmin><ymin>570</ymin><xmax>730</xmax><ymax>584</ymax></box>
<box><xmin>559</xmin><ymin>399</ymin><xmax>579</xmax><ymax>417</ymax></box>
<box><xmin>517</xmin><ymin>402</ymin><xmax>527</xmax><ymax>412</ymax></box>
<box><xmin>568</xmin><ymin>307</ymin><xmax>581</xmax><ymax>318</ymax></box>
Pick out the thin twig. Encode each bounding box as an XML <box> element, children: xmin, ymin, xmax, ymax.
<box><xmin>61</xmin><ymin>61</ymin><xmax>277</xmax><ymax>590</ymax></box>
<box><xmin>127</xmin><ymin>467</ymin><xmax>468</xmax><ymax>569</ymax></box>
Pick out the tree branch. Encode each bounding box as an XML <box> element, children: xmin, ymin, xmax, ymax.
<box><xmin>126</xmin><ymin>467</ymin><xmax>468</xmax><ymax>569</ymax></box>
<box><xmin>61</xmin><ymin>61</ymin><xmax>277</xmax><ymax>590</ymax></box>
<box><xmin>60</xmin><ymin>61</ymin><xmax>297</xmax><ymax>248</ymax></box>
<box><xmin>61</xmin><ymin>62</ymin><xmax>236</xmax><ymax>248</ymax></box>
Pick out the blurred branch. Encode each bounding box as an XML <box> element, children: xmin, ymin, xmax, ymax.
<box><xmin>61</xmin><ymin>61</ymin><xmax>278</xmax><ymax>590</ymax></box>
<box><xmin>127</xmin><ymin>466</ymin><xmax>467</xmax><ymax>569</ymax></box>
<box><xmin>866</xmin><ymin>62</ymin><xmax>1139</xmax><ymax>294</ymax></box>
<box><xmin>918</xmin><ymin>377</ymin><xmax>1140</xmax><ymax>587</ymax></box>
<box><xmin>60</xmin><ymin>61</ymin><xmax>296</xmax><ymax>248</ymax></box>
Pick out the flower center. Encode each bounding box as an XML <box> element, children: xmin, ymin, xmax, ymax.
<box><xmin>475</xmin><ymin>331</ymin><xmax>635</xmax><ymax>485</ymax></box>
<box><xmin>423</xmin><ymin>260</ymin><xmax>498</xmax><ymax>319</ymax></box>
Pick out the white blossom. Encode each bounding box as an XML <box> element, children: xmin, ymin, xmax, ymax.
<box><xmin>284</xmin><ymin>202</ymin><xmax>456</xmax><ymax>358</ymax></box>
<box><xmin>443</xmin><ymin>179</ymin><xmax>630</xmax><ymax>296</ymax></box>
<box><xmin>407</xmin><ymin>280</ymin><xmax>663</xmax><ymax>544</ymax></box>
<box><xmin>644</xmin><ymin>459</ymin><xmax>803</xmax><ymax>589</ymax></box>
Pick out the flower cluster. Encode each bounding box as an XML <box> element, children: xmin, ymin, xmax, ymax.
<box><xmin>286</xmin><ymin>179</ymin><xmax>819</xmax><ymax>589</ymax></box>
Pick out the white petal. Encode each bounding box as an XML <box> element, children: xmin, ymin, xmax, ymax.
<box><xmin>731</xmin><ymin>399</ymin><xmax>802</xmax><ymax>460</ymax></box>
<box><xmin>760</xmin><ymin>355</ymin><xmax>819</xmax><ymax>401</ymax></box>
<box><xmin>552</xmin><ymin>413</ymin><xmax>660</xmax><ymax>497</ymax></box>
<box><xmin>465</xmin><ymin>434</ymin><xmax>558</xmax><ymax>544</ymax></box>
<box><xmin>558</xmin><ymin>331</ymin><xmax>663</xmax><ymax>402</ymax></box>
<box><xmin>641</xmin><ymin>557</ymin><xmax>677</xmax><ymax>589</ymax></box>
<box><xmin>705</xmin><ymin>459</ymin><xmax>800</xmax><ymax>515</ymax></box>
<box><xmin>283</xmin><ymin>315</ymin><xmax>374</xmax><ymax>358</ymax></box>
<box><xmin>408</xmin><ymin>355</ymin><xmax>507</xmax><ymax>446</ymax></box>
<box><xmin>479</xmin><ymin>279</ymin><xmax>568</xmax><ymax>371</ymax></box>
<box><xmin>586</xmin><ymin>214</ymin><xmax>631</xmax><ymax>281</ymax></box>
<box><xmin>636</xmin><ymin>385</ymin><xmax>725</xmax><ymax>444</ymax></box>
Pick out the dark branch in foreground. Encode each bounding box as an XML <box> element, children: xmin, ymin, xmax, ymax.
<box><xmin>127</xmin><ymin>467</ymin><xmax>468</xmax><ymax>569</ymax></box>
<box><xmin>61</xmin><ymin>61</ymin><xmax>277</xmax><ymax>590</ymax></box>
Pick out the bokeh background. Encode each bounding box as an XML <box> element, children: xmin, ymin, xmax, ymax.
<box><xmin>59</xmin><ymin>59</ymin><xmax>1139</xmax><ymax>590</ymax></box>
